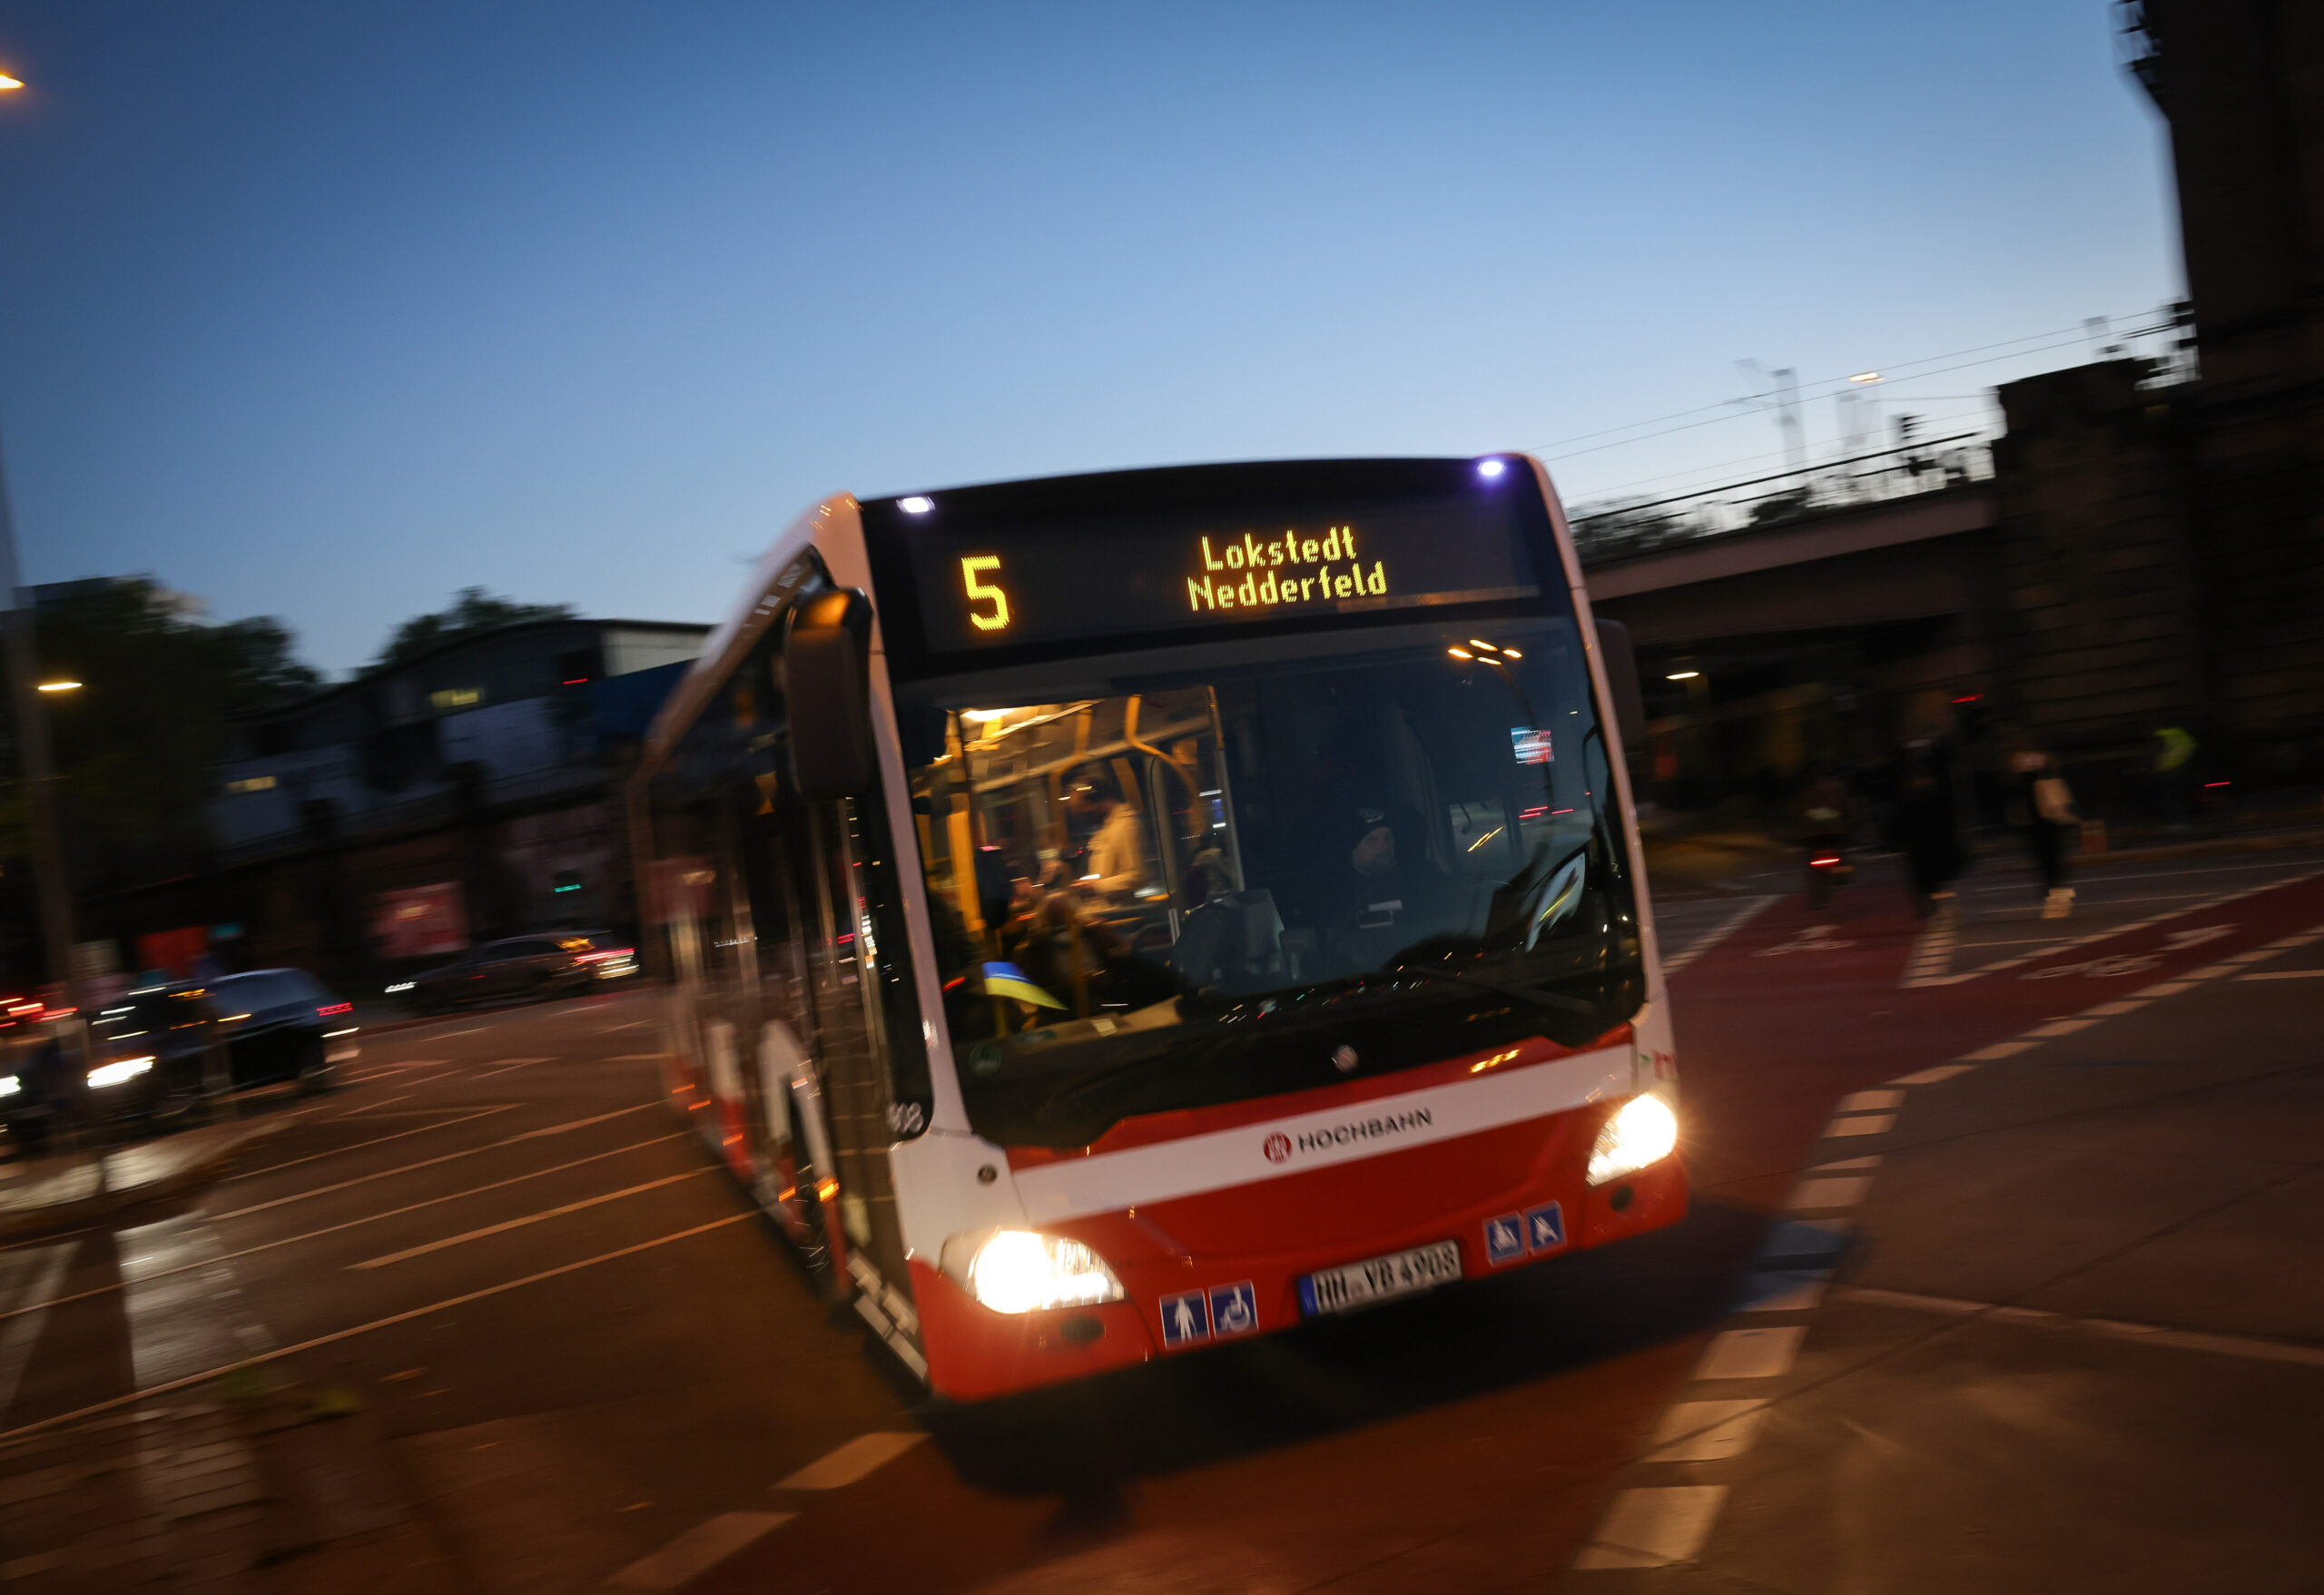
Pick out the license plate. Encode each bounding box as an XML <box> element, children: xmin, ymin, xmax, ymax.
<box><xmin>1298</xmin><ymin>1239</ymin><xmax>1462</xmax><ymax>1316</ymax></box>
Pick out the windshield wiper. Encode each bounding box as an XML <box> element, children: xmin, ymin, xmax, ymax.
<box><xmin>1384</xmin><ymin>962</ymin><xmax>1600</xmax><ymax>1018</ymax></box>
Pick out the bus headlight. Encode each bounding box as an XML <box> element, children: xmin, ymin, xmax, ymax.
<box><xmin>1589</xmin><ymin>1094</ymin><xmax>1678</xmax><ymax>1186</ymax></box>
<box><xmin>0</xmin><ymin>1073</ymin><xmax>19</xmax><ymax>1097</ymax></box>
<box><xmin>88</xmin><ymin>1056</ymin><xmax>156</xmax><ymax>1091</ymax></box>
<box><xmin>950</xmin><ymin>1229</ymin><xmax>1125</xmax><ymax>1314</ymax></box>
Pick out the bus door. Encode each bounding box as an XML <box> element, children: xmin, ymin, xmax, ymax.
<box><xmin>787</xmin><ymin>793</ymin><xmax>925</xmax><ymax>1347</ymax></box>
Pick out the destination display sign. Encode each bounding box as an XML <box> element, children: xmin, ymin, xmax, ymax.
<box><xmin>893</xmin><ymin>489</ymin><xmax>1545</xmax><ymax>656</ymax></box>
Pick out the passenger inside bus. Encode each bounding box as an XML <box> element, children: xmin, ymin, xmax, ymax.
<box><xmin>1063</xmin><ymin>767</ymin><xmax>1150</xmax><ymax>901</ymax></box>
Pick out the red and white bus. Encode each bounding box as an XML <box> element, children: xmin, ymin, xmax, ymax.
<box><xmin>631</xmin><ymin>456</ymin><xmax>1683</xmax><ymax>1401</ymax></box>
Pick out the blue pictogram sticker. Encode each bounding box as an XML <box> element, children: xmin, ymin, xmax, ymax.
<box><xmin>1525</xmin><ymin>1201</ymin><xmax>1567</xmax><ymax>1255</ymax></box>
<box><xmin>1484</xmin><ymin>1213</ymin><xmax>1527</xmax><ymax>1265</ymax></box>
<box><xmin>1159</xmin><ymin>1289</ymin><xmax>1211</xmax><ymax>1347</ymax></box>
<box><xmin>1208</xmin><ymin>1281</ymin><xmax>1259</xmax><ymax>1337</ymax></box>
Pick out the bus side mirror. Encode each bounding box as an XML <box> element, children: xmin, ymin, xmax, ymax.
<box><xmin>784</xmin><ymin>589</ymin><xmax>877</xmax><ymax>800</ymax></box>
<box><xmin>1594</xmin><ymin>617</ymin><xmax>1647</xmax><ymax>751</ymax></box>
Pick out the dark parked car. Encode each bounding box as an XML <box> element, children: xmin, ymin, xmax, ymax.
<box><xmin>399</xmin><ymin>931</ymin><xmax>638</xmax><ymax>1012</ymax></box>
<box><xmin>0</xmin><ymin>969</ymin><xmax>356</xmax><ymax>1147</ymax></box>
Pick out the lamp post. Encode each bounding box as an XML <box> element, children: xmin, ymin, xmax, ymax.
<box><xmin>0</xmin><ymin>73</ymin><xmax>85</xmax><ymax>1027</ymax></box>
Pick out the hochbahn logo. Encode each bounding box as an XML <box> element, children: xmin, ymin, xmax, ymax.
<box><xmin>1262</xmin><ymin>1107</ymin><xmax>1433</xmax><ymax>1165</ymax></box>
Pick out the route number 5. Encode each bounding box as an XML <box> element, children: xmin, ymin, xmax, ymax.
<box><xmin>960</xmin><ymin>555</ymin><xmax>1011</xmax><ymax>632</ymax></box>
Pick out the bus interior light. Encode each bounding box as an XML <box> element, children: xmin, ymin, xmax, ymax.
<box><xmin>0</xmin><ymin>1074</ymin><xmax>18</xmax><ymax>1097</ymax></box>
<box><xmin>1588</xmin><ymin>1094</ymin><xmax>1679</xmax><ymax>1186</ymax></box>
<box><xmin>951</xmin><ymin>1229</ymin><xmax>1125</xmax><ymax>1314</ymax></box>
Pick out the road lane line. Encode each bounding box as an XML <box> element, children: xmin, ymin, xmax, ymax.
<box><xmin>0</xmin><ymin>1133</ymin><xmax>694</xmax><ymax>1326</ymax></box>
<box><xmin>2237</xmin><ymin>967</ymin><xmax>2324</xmax><ymax>980</ymax></box>
<box><xmin>1837</xmin><ymin>1089</ymin><xmax>1904</xmax><ymax>1112</ymax></box>
<box><xmin>1664</xmin><ymin>895</ymin><xmax>1779</xmax><ymax>975</ymax></box>
<box><xmin>1573</xmin><ymin>1487</ymin><xmax>1728</xmax><ymax>1570</ymax></box>
<box><xmin>1694</xmin><ymin>1324</ymin><xmax>1805</xmax><ymax>1380</ymax></box>
<box><xmin>1824</xmin><ymin>1113</ymin><xmax>1895</xmax><ymax>1137</ymax></box>
<box><xmin>470</xmin><ymin>1056</ymin><xmax>557</xmax><ymax>1080</ymax></box>
<box><xmin>209</xmin><ymin>1102</ymin><xmax>658</xmax><ymax>1217</ymax></box>
<box><xmin>773</xmin><ymin>1433</ymin><xmax>927</xmax><ymax>1491</ymax></box>
<box><xmin>1960</xmin><ymin>869</ymin><xmax>2324</xmax><ymax>979</ymax></box>
<box><xmin>608</xmin><ymin>1511</ymin><xmax>795</xmax><ymax>1590</ymax></box>
<box><xmin>1837</xmin><ymin>1287</ymin><xmax>2324</xmax><ymax>1370</ymax></box>
<box><xmin>1787</xmin><ymin>1176</ymin><xmax>1870</xmax><ymax>1210</ymax></box>
<box><xmin>0</xmin><ymin>1212</ymin><xmax>754</xmax><ymax>1439</ymax></box>
<box><xmin>328</xmin><ymin>1093</ymin><xmax>415</xmax><ymax>1118</ymax></box>
<box><xmin>349</xmin><ymin>1167</ymin><xmax>714</xmax><ymax>1269</ymax></box>
<box><xmin>222</xmin><ymin>1105</ymin><xmax>520</xmax><ymax>1181</ymax></box>
<box><xmin>1645</xmin><ymin>1401</ymin><xmax>1768</xmax><ymax>1462</ymax></box>
<box><xmin>597</xmin><ymin>1019</ymin><xmax>655</xmax><ymax>1033</ymax></box>
<box><xmin>1888</xmin><ymin>1063</ymin><xmax>1975</xmax><ymax>1085</ymax></box>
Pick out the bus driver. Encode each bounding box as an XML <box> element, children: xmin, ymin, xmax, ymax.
<box><xmin>1066</xmin><ymin>767</ymin><xmax>1150</xmax><ymax>901</ymax></box>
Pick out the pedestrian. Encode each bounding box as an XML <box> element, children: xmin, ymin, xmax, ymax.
<box><xmin>2149</xmin><ymin>724</ymin><xmax>2199</xmax><ymax>831</ymax></box>
<box><xmin>2004</xmin><ymin>734</ymin><xmax>2078</xmax><ymax>919</ymax></box>
<box><xmin>1893</xmin><ymin>738</ymin><xmax>1964</xmax><ymax>916</ymax></box>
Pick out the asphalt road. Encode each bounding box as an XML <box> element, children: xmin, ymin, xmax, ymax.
<box><xmin>1</xmin><ymin>843</ymin><xmax>2318</xmax><ymax>1591</ymax></box>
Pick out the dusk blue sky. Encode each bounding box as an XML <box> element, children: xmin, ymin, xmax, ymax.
<box><xmin>0</xmin><ymin>3</ymin><xmax>2179</xmax><ymax>675</ymax></box>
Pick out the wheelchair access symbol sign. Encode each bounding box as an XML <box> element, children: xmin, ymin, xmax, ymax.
<box><xmin>1208</xmin><ymin>1281</ymin><xmax>1258</xmax><ymax>1338</ymax></box>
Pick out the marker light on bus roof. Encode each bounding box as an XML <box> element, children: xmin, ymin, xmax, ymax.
<box><xmin>1476</xmin><ymin>458</ymin><xmax>1506</xmax><ymax>478</ymax></box>
<box><xmin>954</xmin><ymin>1229</ymin><xmax>1125</xmax><ymax>1314</ymax></box>
<box><xmin>1588</xmin><ymin>1094</ymin><xmax>1679</xmax><ymax>1186</ymax></box>
<box><xmin>899</xmin><ymin>495</ymin><xmax>934</xmax><ymax>514</ymax></box>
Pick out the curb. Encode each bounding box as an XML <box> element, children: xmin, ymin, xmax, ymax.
<box><xmin>0</xmin><ymin>1117</ymin><xmax>290</xmax><ymax>1244</ymax></box>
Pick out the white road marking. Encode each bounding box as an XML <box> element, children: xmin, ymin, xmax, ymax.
<box><xmin>328</xmin><ymin>1093</ymin><xmax>414</xmax><ymax>1118</ymax></box>
<box><xmin>608</xmin><ymin>1511</ymin><xmax>794</xmax><ymax>1590</ymax></box>
<box><xmin>1663</xmin><ymin>896</ymin><xmax>1779</xmax><ymax>974</ymax></box>
<box><xmin>1810</xmin><ymin>1155</ymin><xmax>1882</xmax><ymax>1171</ymax></box>
<box><xmin>1572</xmin><ymin>1486</ymin><xmax>1728</xmax><ymax>1569</ymax></box>
<box><xmin>1825</xmin><ymin>1113</ymin><xmax>1895</xmax><ymax>1137</ymax></box>
<box><xmin>0</xmin><ymin>1133</ymin><xmax>693</xmax><ymax>1326</ymax></box>
<box><xmin>1736</xmin><ymin>1270</ymin><xmax>1830</xmax><ymax>1313</ymax></box>
<box><xmin>0</xmin><ymin>1212</ymin><xmax>755</xmax><ymax>1439</ymax></box>
<box><xmin>1900</xmin><ymin>900</ymin><xmax>1960</xmax><ymax>987</ymax></box>
<box><xmin>773</xmin><ymin>1432</ymin><xmax>927</xmax><ymax>1491</ymax></box>
<box><xmin>120</xmin><ymin>1215</ymin><xmax>273</xmax><ymax>1388</ymax></box>
<box><xmin>419</xmin><ymin>1027</ymin><xmax>487</xmax><ymax>1039</ymax></box>
<box><xmin>0</xmin><ymin>1243</ymin><xmax>74</xmax><ymax>1417</ymax></box>
<box><xmin>597</xmin><ymin>1020</ymin><xmax>655</xmax><ymax>1033</ymax></box>
<box><xmin>1889</xmin><ymin>1063</ymin><xmax>1976</xmax><ymax>1086</ymax></box>
<box><xmin>1963</xmin><ymin>1039</ymin><xmax>2034</xmax><ymax>1061</ymax></box>
<box><xmin>222</xmin><ymin>1105</ymin><xmax>520</xmax><ymax>1181</ymax></box>
<box><xmin>1837</xmin><ymin>1089</ymin><xmax>1903</xmax><ymax>1113</ymax></box>
<box><xmin>1957</xmin><ymin>870</ymin><xmax>2324</xmax><ymax>980</ymax></box>
<box><xmin>210</xmin><ymin>1103</ymin><xmax>658</xmax><ymax>1219</ymax></box>
<box><xmin>1837</xmin><ymin>1286</ymin><xmax>2324</xmax><ymax>1370</ymax></box>
<box><xmin>1646</xmin><ymin>1401</ymin><xmax>1768</xmax><ymax>1462</ymax></box>
<box><xmin>349</xmin><ymin>1168</ymin><xmax>714</xmax><ymax>1269</ymax></box>
<box><xmin>1788</xmin><ymin>1177</ymin><xmax>1870</xmax><ymax>1211</ymax></box>
<box><xmin>2237</xmin><ymin>967</ymin><xmax>2324</xmax><ymax>980</ymax></box>
<box><xmin>470</xmin><ymin>1056</ymin><xmax>557</xmax><ymax>1080</ymax></box>
<box><xmin>1695</xmin><ymin>1324</ymin><xmax>1805</xmax><ymax>1380</ymax></box>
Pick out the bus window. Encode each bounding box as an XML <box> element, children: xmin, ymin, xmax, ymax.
<box><xmin>905</xmin><ymin>615</ymin><xmax>1643</xmax><ymax>1148</ymax></box>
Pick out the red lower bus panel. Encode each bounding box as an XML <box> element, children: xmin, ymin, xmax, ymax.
<box><xmin>912</xmin><ymin>1259</ymin><xmax>1159</xmax><ymax>1401</ymax></box>
<box><xmin>920</xmin><ymin>1096</ymin><xmax>1688</xmax><ymax>1403</ymax></box>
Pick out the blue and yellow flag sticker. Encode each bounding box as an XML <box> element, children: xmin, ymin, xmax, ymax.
<box><xmin>980</xmin><ymin>961</ymin><xmax>1066</xmax><ymax>1009</ymax></box>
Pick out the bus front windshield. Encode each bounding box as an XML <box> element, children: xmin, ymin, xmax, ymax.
<box><xmin>906</xmin><ymin>615</ymin><xmax>1644</xmax><ymax>1148</ymax></box>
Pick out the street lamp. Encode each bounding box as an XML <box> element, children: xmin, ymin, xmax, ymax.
<box><xmin>0</xmin><ymin>77</ymin><xmax>22</xmax><ymax>94</ymax></box>
<box><xmin>37</xmin><ymin>679</ymin><xmax>79</xmax><ymax>692</ymax></box>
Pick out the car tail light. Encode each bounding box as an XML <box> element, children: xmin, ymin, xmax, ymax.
<box><xmin>317</xmin><ymin>1001</ymin><xmax>353</xmax><ymax>1017</ymax></box>
<box><xmin>1809</xmin><ymin>855</ymin><xmax>1840</xmax><ymax>867</ymax></box>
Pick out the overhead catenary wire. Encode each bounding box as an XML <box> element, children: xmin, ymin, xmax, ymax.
<box><xmin>1530</xmin><ymin>314</ymin><xmax>2178</xmax><ymax>463</ymax></box>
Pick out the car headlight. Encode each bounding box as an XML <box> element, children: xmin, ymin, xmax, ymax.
<box><xmin>88</xmin><ymin>1056</ymin><xmax>156</xmax><ymax>1091</ymax></box>
<box><xmin>944</xmin><ymin>1229</ymin><xmax>1125</xmax><ymax>1314</ymax></box>
<box><xmin>1588</xmin><ymin>1094</ymin><xmax>1679</xmax><ymax>1186</ymax></box>
<box><xmin>0</xmin><ymin>1073</ymin><xmax>19</xmax><ymax>1097</ymax></box>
